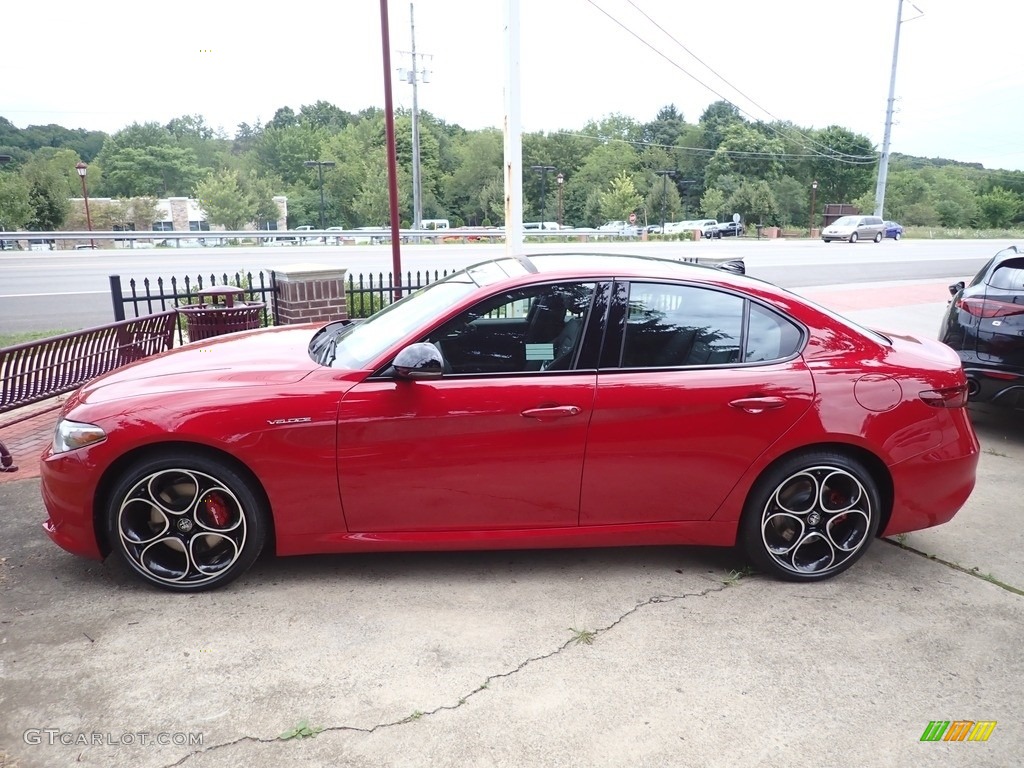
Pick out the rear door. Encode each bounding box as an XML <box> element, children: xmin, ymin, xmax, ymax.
<box><xmin>977</xmin><ymin>255</ymin><xmax>1024</xmax><ymax>369</ymax></box>
<box><xmin>579</xmin><ymin>280</ymin><xmax>815</xmax><ymax>525</ymax></box>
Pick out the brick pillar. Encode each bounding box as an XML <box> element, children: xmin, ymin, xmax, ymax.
<box><xmin>273</xmin><ymin>264</ymin><xmax>348</xmax><ymax>325</ymax></box>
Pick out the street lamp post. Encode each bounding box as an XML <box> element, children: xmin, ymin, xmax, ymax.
<box><xmin>531</xmin><ymin>165</ymin><xmax>556</xmax><ymax>231</ymax></box>
<box><xmin>75</xmin><ymin>162</ymin><xmax>94</xmax><ymax>249</ymax></box>
<box><xmin>304</xmin><ymin>160</ymin><xmax>336</xmax><ymax>230</ymax></box>
<box><xmin>810</xmin><ymin>180</ymin><xmax>818</xmax><ymax>236</ymax></box>
<box><xmin>556</xmin><ymin>172</ymin><xmax>564</xmax><ymax>228</ymax></box>
<box><xmin>655</xmin><ymin>170</ymin><xmax>674</xmax><ymax>233</ymax></box>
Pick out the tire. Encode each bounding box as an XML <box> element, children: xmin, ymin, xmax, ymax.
<box><xmin>105</xmin><ymin>452</ymin><xmax>268</xmax><ymax>592</ymax></box>
<box><xmin>894</xmin><ymin>232</ymin><xmax>901</xmax><ymax>241</ymax></box>
<box><xmin>849</xmin><ymin>233</ymin><xmax>859</xmax><ymax>243</ymax></box>
<box><xmin>873</xmin><ymin>232</ymin><xmax>883</xmax><ymax>243</ymax></box>
<box><xmin>739</xmin><ymin>451</ymin><xmax>881</xmax><ymax>581</ymax></box>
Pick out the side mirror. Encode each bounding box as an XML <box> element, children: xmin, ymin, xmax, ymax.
<box><xmin>948</xmin><ymin>281</ymin><xmax>965</xmax><ymax>297</ymax></box>
<box><xmin>393</xmin><ymin>343</ymin><xmax>444</xmax><ymax>380</ymax></box>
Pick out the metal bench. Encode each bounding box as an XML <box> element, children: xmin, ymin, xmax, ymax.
<box><xmin>0</xmin><ymin>311</ymin><xmax>176</xmax><ymax>472</ymax></box>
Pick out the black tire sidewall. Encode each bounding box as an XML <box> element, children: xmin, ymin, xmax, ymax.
<box><xmin>105</xmin><ymin>452</ymin><xmax>267</xmax><ymax>592</ymax></box>
<box><xmin>739</xmin><ymin>451</ymin><xmax>881</xmax><ymax>581</ymax></box>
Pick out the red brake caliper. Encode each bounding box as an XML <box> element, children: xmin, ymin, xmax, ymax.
<box><xmin>201</xmin><ymin>492</ymin><xmax>231</xmax><ymax>528</ymax></box>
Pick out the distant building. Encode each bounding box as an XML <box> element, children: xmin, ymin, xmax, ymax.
<box><xmin>67</xmin><ymin>195</ymin><xmax>288</xmax><ymax>234</ymax></box>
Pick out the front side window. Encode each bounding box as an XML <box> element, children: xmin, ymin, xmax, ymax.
<box><xmin>426</xmin><ymin>282</ymin><xmax>597</xmax><ymax>374</ymax></box>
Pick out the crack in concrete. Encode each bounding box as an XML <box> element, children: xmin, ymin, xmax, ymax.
<box><xmin>160</xmin><ymin>577</ymin><xmax>740</xmax><ymax>767</ymax></box>
<box><xmin>884</xmin><ymin>538</ymin><xmax>1024</xmax><ymax>596</ymax></box>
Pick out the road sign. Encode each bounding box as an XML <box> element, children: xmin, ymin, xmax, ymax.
<box><xmin>628</xmin><ymin>212</ymin><xmax>637</xmax><ymax>224</ymax></box>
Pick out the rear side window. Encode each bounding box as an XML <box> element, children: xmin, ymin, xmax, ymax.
<box><xmin>987</xmin><ymin>258</ymin><xmax>1024</xmax><ymax>291</ymax></box>
<box><xmin>609</xmin><ymin>282</ymin><xmax>804</xmax><ymax>369</ymax></box>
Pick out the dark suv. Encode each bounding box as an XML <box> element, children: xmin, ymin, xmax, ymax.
<box><xmin>940</xmin><ymin>245</ymin><xmax>1024</xmax><ymax>407</ymax></box>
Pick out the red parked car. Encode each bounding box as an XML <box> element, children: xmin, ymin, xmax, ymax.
<box><xmin>41</xmin><ymin>254</ymin><xmax>980</xmax><ymax>591</ymax></box>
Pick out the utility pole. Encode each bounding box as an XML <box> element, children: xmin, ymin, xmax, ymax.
<box><xmin>875</xmin><ymin>0</ymin><xmax>923</xmax><ymax>217</ymax></box>
<box><xmin>400</xmin><ymin>3</ymin><xmax>431</xmax><ymax>231</ymax></box>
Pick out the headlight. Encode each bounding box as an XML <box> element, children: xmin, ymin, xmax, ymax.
<box><xmin>53</xmin><ymin>419</ymin><xmax>107</xmax><ymax>454</ymax></box>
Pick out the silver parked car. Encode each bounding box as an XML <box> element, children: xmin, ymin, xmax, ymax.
<box><xmin>822</xmin><ymin>215</ymin><xmax>885</xmax><ymax>244</ymax></box>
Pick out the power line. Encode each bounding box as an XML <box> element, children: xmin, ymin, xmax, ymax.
<box><xmin>622</xmin><ymin>0</ymin><xmax>875</xmax><ymax>161</ymax></box>
<box><xmin>584</xmin><ymin>0</ymin><xmax>878</xmax><ymax>164</ymax></box>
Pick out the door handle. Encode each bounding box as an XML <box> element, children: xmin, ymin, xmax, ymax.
<box><xmin>521</xmin><ymin>405</ymin><xmax>582</xmax><ymax>421</ymax></box>
<box><xmin>728</xmin><ymin>396</ymin><xmax>787</xmax><ymax>414</ymax></box>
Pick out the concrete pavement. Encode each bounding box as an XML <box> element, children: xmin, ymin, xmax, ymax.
<box><xmin>2</xmin><ymin>276</ymin><xmax>1022</xmax><ymax>768</ymax></box>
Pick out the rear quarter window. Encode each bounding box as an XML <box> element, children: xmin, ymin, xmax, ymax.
<box><xmin>745</xmin><ymin>304</ymin><xmax>804</xmax><ymax>362</ymax></box>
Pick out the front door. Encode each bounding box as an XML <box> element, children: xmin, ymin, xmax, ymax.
<box><xmin>337</xmin><ymin>281</ymin><xmax>600</xmax><ymax>532</ymax></box>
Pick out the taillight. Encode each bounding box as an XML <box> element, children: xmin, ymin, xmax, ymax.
<box><xmin>918</xmin><ymin>384</ymin><xmax>969</xmax><ymax>408</ymax></box>
<box><xmin>957</xmin><ymin>297</ymin><xmax>1024</xmax><ymax>318</ymax></box>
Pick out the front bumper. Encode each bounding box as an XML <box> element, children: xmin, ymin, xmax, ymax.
<box><xmin>40</xmin><ymin>445</ymin><xmax>104</xmax><ymax>561</ymax></box>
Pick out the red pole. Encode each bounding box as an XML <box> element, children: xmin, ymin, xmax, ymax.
<box><xmin>380</xmin><ymin>0</ymin><xmax>404</xmax><ymax>299</ymax></box>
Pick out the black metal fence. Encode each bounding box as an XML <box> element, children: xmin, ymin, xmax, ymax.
<box><xmin>110</xmin><ymin>271</ymin><xmax>278</xmax><ymax>345</ymax></box>
<box><xmin>108</xmin><ymin>267</ymin><xmax>467</xmax><ymax>339</ymax></box>
<box><xmin>345</xmin><ymin>269</ymin><xmax>454</xmax><ymax>318</ymax></box>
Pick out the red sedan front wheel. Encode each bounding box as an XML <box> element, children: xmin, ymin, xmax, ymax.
<box><xmin>105</xmin><ymin>453</ymin><xmax>268</xmax><ymax>592</ymax></box>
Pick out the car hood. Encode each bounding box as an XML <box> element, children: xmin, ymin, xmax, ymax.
<box><xmin>75</xmin><ymin>325</ymin><xmax>322</xmax><ymax>405</ymax></box>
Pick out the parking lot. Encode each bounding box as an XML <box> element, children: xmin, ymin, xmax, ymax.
<box><xmin>1</xmin><ymin>281</ymin><xmax>1023</xmax><ymax>768</ymax></box>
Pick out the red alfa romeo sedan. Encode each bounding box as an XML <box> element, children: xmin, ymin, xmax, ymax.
<box><xmin>41</xmin><ymin>253</ymin><xmax>980</xmax><ymax>591</ymax></box>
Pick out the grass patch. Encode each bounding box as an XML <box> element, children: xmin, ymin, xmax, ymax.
<box><xmin>279</xmin><ymin>719</ymin><xmax>323</xmax><ymax>740</ymax></box>
<box><xmin>721</xmin><ymin>566</ymin><xmax>756</xmax><ymax>585</ymax></box>
<box><xmin>0</xmin><ymin>329</ymin><xmax>74</xmax><ymax>348</ymax></box>
<box><xmin>568</xmin><ymin>627</ymin><xmax>597</xmax><ymax>646</ymax></box>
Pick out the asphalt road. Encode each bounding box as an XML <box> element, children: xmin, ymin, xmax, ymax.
<box><xmin>0</xmin><ymin>237</ymin><xmax>1013</xmax><ymax>335</ymax></box>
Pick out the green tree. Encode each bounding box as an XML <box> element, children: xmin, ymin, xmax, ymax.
<box><xmin>728</xmin><ymin>180</ymin><xmax>778</xmax><ymax>225</ymax></box>
<box><xmin>700</xmin><ymin>188</ymin><xmax>726</xmax><ymax>220</ymax></box>
<box><xmin>806</xmin><ymin>126</ymin><xmax>876</xmax><ymax>206</ymax></box>
<box><xmin>0</xmin><ymin>172</ymin><xmax>33</xmax><ymax>231</ymax></box>
<box><xmin>771</xmin><ymin>175</ymin><xmax>809</xmax><ymax>228</ymax></box>
<box><xmin>705</xmin><ymin>123</ymin><xmax>785</xmax><ymax>187</ymax></box>
<box><xmin>444</xmin><ymin>128</ymin><xmax>502</xmax><ymax>225</ymax></box>
<box><xmin>978</xmin><ymin>187</ymin><xmax>1022</xmax><ymax>228</ymax></box>
<box><xmin>698</xmin><ymin>101</ymin><xmax>743</xmax><ymax>149</ymax></box>
<box><xmin>646</xmin><ymin>175</ymin><xmax>682</xmax><ymax>227</ymax></box>
<box><xmin>600</xmin><ymin>171</ymin><xmax>642</xmax><ymax>222</ymax></box>
<box><xmin>256</xmin><ymin>124</ymin><xmax>327</xmax><ymax>186</ymax></box>
<box><xmin>195</xmin><ymin>170</ymin><xmax>253</xmax><ymax>230</ymax></box>
<box><xmin>21</xmin><ymin>153</ymin><xmax>73</xmax><ymax>230</ymax></box>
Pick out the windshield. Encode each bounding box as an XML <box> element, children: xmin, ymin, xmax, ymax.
<box><xmin>831</xmin><ymin>216</ymin><xmax>858</xmax><ymax>227</ymax></box>
<box><xmin>325</xmin><ymin>258</ymin><xmax>528</xmax><ymax>369</ymax></box>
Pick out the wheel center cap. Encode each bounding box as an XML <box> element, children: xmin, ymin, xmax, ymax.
<box><xmin>807</xmin><ymin>511</ymin><xmax>822</xmax><ymax>527</ymax></box>
<box><xmin>176</xmin><ymin>518</ymin><xmax>194</xmax><ymax>533</ymax></box>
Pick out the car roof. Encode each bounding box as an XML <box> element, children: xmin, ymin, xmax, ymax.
<box><xmin>461</xmin><ymin>252</ymin><xmax>783</xmax><ymax>297</ymax></box>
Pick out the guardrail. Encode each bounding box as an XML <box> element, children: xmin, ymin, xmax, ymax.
<box><xmin>0</xmin><ymin>227</ymin><xmax>648</xmax><ymax>248</ymax></box>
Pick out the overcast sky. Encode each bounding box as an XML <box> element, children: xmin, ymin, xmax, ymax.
<box><xmin>6</xmin><ymin>0</ymin><xmax>1023</xmax><ymax>171</ymax></box>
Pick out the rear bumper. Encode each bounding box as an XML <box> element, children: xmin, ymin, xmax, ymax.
<box><xmin>963</xmin><ymin>366</ymin><xmax>1024</xmax><ymax>407</ymax></box>
<box><xmin>882</xmin><ymin>409</ymin><xmax>980</xmax><ymax>536</ymax></box>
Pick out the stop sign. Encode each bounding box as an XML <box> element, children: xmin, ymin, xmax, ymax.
<box><xmin>628</xmin><ymin>212</ymin><xmax>637</xmax><ymax>224</ymax></box>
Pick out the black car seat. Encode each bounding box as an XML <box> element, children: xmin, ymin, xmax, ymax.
<box><xmin>524</xmin><ymin>292</ymin><xmax>567</xmax><ymax>344</ymax></box>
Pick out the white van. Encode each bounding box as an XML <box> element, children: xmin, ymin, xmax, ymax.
<box><xmin>421</xmin><ymin>219</ymin><xmax>450</xmax><ymax>230</ymax></box>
